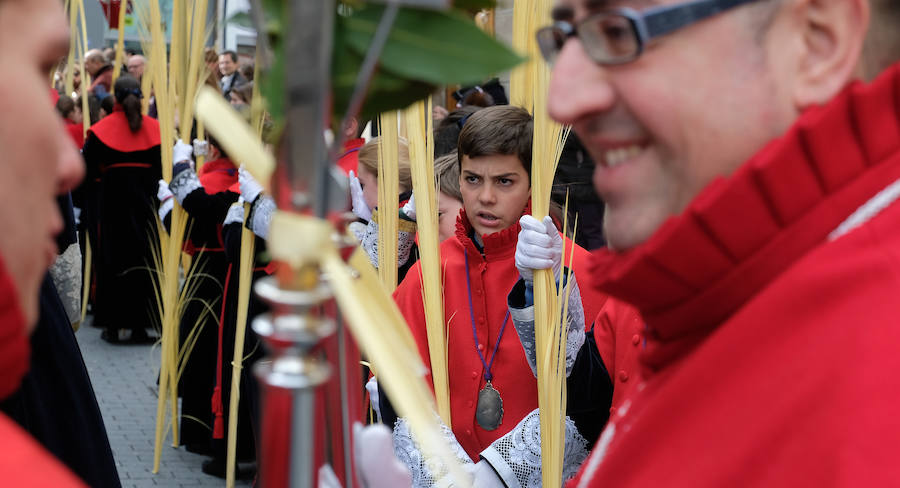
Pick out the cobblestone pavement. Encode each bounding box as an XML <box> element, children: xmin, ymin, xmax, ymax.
<box><xmin>77</xmin><ymin>319</ymin><xmax>252</xmax><ymax>488</ymax></box>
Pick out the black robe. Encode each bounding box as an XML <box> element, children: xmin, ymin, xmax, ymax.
<box><xmin>81</xmin><ymin>111</ymin><xmax>162</xmax><ymax>333</ymax></box>
<box><xmin>217</xmin><ymin>218</ymin><xmax>269</xmax><ymax>463</ymax></box>
<box><xmin>172</xmin><ymin>176</ymin><xmax>241</xmax><ymax>453</ymax></box>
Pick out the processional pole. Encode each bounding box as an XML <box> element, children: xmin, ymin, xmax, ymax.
<box><xmin>248</xmin><ymin>1</ymin><xmax>447</xmax><ymax>486</ymax></box>
<box><xmin>249</xmin><ymin>0</ymin><xmax>341</xmax><ymax>487</ymax></box>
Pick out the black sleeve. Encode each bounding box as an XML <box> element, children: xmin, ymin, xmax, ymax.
<box><xmin>566</xmin><ymin>327</ymin><xmax>613</xmax><ymax>449</ymax></box>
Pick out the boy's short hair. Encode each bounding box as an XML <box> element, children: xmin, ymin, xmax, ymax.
<box><xmin>457</xmin><ymin>105</ymin><xmax>533</xmax><ymax>176</ymax></box>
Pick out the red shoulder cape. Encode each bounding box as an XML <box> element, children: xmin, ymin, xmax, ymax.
<box><xmin>88</xmin><ymin>110</ymin><xmax>160</xmax><ymax>153</ymax></box>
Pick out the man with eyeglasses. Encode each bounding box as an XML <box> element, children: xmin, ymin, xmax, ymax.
<box><xmin>539</xmin><ymin>0</ymin><xmax>900</xmax><ymax>486</ymax></box>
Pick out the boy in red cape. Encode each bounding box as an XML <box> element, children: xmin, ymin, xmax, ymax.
<box><xmin>383</xmin><ymin>105</ymin><xmax>639</xmax><ymax>485</ymax></box>
<box><xmin>0</xmin><ymin>0</ymin><xmax>88</xmax><ymax>484</ymax></box>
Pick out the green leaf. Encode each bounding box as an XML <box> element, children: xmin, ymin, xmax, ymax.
<box><xmin>342</xmin><ymin>4</ymin><xmax>524</xmax><ymax>87</ymax></box>
<box><xmin>332</xmin><ymin>17</ymin><xmax>434</xmax><ymax>123</ymax></box>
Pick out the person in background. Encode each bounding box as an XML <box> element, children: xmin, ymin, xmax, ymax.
<box><xmin>433</xmin><ymin>152</ymin><xmax>464</xmax><ymax>243</ymax></box>
<box><xmin>218</xmin><ymin>50</ymin><xmax>246</xmax><ymax>101</ymax></box>
<box><xmin>239</xmin><ymin>62</ymin><xmax>254</xmax><ymax>82</ymax></box>
<box><xmin>83</xmin><ymin>49</ymin><xmax>113</xmax><ymax>99</ymax></box>
<box><xmin>126</xmin><ymin>54</ymin><xmax>145</xmax><ymax>82</ymax></box>
<box><xmin>80</xmin><ymin>75</ymin><xmax>161</xmax><ymax>344</ymax></box>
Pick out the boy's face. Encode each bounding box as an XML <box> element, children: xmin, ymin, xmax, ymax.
<box><xmin>459</xmin><ymin>154</ymin><xmax>530</xmax><ymax>237</ymax></box>
<box><xmin>437</xmin><ymin>191</ymin><xmax>463</xmax><ymax>242</ymax></box>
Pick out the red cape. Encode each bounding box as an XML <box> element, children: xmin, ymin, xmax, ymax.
<box><xmin>571</xmin><ymin>64</ymin><xmax>900</xmax><ymax>487</ymax></box>
<box><xmin>198</xmin><ymin>158</ymin><xmax>239</xmax><ymax>195</ymax></box>
<box><xmin>88</xmin><ymin>109</ymin><xmax>160</xmax><ymax>153</ymax></box>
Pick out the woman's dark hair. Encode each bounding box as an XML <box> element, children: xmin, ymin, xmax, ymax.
<box><xmin>114</xmin><ymin>75</ymin><xmax>143</xmax><ymax>132</ymax></box>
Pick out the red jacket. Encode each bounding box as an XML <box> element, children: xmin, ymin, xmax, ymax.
<box><xmin>571</xmin><ymin>64</ymin><xmax>900</xmax><ymax>487</ymax></box>
<box><xmin>394</xmin><ymin>211</ymin><xmax>617</xmax><ymax>460</ymax></box>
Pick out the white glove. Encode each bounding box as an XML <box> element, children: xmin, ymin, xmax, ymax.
<box><xmin>238</xmin><ymin>166</ymin><xmax>263</xmax><ymax>203</ymax></box>
<box><xmin>192</xmin><ymin>138</ymin><xmax>209</xmax><ymax>157</ymax></box>
<box><xmin>515</xmin><ymin>215</ymin><xmax>563</xmax><ymax>284</ymax></box>
<box><xmin>349</xmin><ymin>170</ymin><xmax>372</xmax><ymax>221</ymax></box>
<box><xmin>172</xmin><ymin>139</ymin><xmax>194</xmax><ymax>166</ymax></box>
<box><xmin>355</xmin><ymin>423</ymin><xmax>412</xmax><ymax>488</ymax></box>
<box><xmin>401</xmin><ymin>193</ymin><xmax>416</xmax><ymax>221</ymax></box>
<box><xmin>365</xmin><ymin>377</ymin><xmax>381</xmax><ymax>421</ymax></box>
<box><xmin>157</xmin><ymin>179</ymin><xmax>173</xmax><ymax>202</ymax></box>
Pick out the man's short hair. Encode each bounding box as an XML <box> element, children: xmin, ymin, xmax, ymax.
<box><xmin>86</xmin><ymin>50</ymin><xmax>108</xmax><ymax>65</ymax></box>
<box><xmin>221</xmin><ymin>50</ymin><xmax>238</xmax><ymax>63</ymax></box>
<box><xmin>457</xmin><ymin>105</ymin><xmax>533</xmax><ymax>176</ymax></box>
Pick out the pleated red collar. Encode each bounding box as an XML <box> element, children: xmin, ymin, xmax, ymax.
<box><xmin>454</xmin><ymin>201</ymin><xmax>533</xmax><ymax>262</ymax></box>
<box><xmin>590</xmin><ymin>63</ymin><xmax>900</xmax><ymax>372</ymax></box>
<box><xmin>0</xmin><ymin>255</ymin><xmax>29</xmax><ymax>400</ymax></box>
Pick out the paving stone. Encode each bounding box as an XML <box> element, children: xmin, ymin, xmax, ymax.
<box><xmin>76</xmin><ymin>317</ymin><xmax>252</xmax><ymax>487</ymax></box>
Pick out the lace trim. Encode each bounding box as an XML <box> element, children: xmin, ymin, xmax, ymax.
<box><xmin>392</xmin><ymin>417</ymin><xmax>473</xmax><ymax>487</ymax></box>
<box><xmin>355</xmin><ymin>215</ymin><xmax>416</xmax><ymax>270</ymax></box>
<box><xmin>169</xmin><ymin>168</ymin><xmax>202</xmax><ymax>204</ymax></box>
<box><xmin>480</xmin><ymin>409</ymin><xmax>589</xmax><ymax>488</ymax></box>
<box><xmin>510</xmin><ymin>274</ymin><xmax>586</xmax><ymax>377</ymax></box>
<box><xmin>249</xmin><ymin>195</ymin><xmax>275</xmax><ymax>240</ymax></box>
<box><xmin>49</xmin><ymin>243</ymin><xmax>82</xmax><ymax>327</ymax></box>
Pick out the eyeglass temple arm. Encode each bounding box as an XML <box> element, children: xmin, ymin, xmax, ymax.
<box><xmin>640</xmin><ymin>0</ymin><xmax>763</xmax><ymax>39</ymax></box>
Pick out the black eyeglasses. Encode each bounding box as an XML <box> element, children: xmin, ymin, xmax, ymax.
<box><xmin>536</xmin><ymin>0</ymin><xmax>763</xmax><ymax>66</ymax></box>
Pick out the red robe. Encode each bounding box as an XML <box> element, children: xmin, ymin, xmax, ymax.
<box><xmin>394</xmin><ymin>211</ymin><xmax>619</xmax><ymax>460</ymax></box>
<box><xmin>571</xmin><ymin>64</ymin><xmax>900</xmax><ymax>487</ymax></box>
<box><xmin>0</xmin><ymin>255</ymin><xmax>84</xmax><ymax>486</ymax></box>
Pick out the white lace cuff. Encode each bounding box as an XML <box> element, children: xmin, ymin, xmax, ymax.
<box><xmin>357</xmin><ymin>210</ymin><xmax>417</xmax><ymax>271</ymax></box>
<box><xmin>49</xmin><ymin>243</ymin><xmax>82</xmax><ymax>327</ymax></box>
<box><xmin>509</xmin><ymin>273</ymin><xmax>586</xmax><ymax>378</ymax></box>
<box><xmin>249</xmin><ymin>195</ymin><xmax>275</xmax><ymax>240</ymax></box>
<box><xmin>169</xmin><ymin>168</ymin><xmax>202</xmax><ymax>204</ymax></box>
<box><xmin>392</xmin><ymin>417</ymin><xmax>473</xmax><ymax>487</ymax></box>
<box><xmin>479</xmin><ymin>409</ymin><xmax>589</xmax><ymax>488</ymax></box>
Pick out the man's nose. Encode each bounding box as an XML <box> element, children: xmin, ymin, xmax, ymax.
<box><xmin>547</xmin><ymin>40</ymin><xmax>616</xmax><ymax>125</ymax></box>
<box><xmin>56</xmin><ymin>130</ymin><xmax>84</xmax><ymax>195</ymax></box>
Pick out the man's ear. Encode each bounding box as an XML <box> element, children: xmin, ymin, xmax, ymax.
<box><xmin>789</xmin><ymin>0</ymin><xmax>869</xmax><ymax>109</ymax></box>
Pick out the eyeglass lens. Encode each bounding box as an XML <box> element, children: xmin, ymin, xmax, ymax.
<box><xmin>538</xmin><ymin>14</ymin><xmax>640</xmax><ymax>65</ymax></box>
